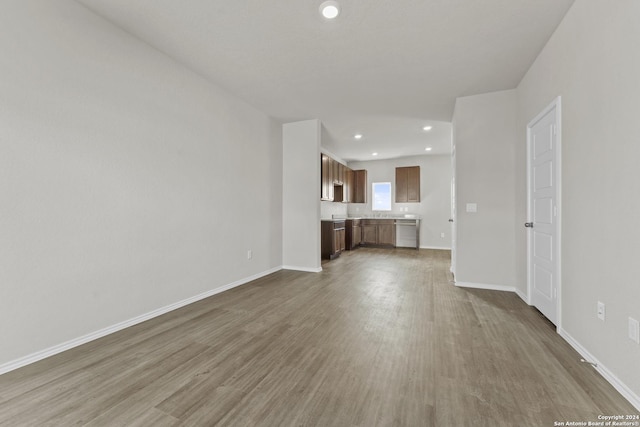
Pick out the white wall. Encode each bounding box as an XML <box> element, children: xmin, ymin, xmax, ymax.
<box><xmin>347</xmin><ymin>155</ymin><xmax>452</xmax><ymax>249</ymax></box>
<box><xmin>282</xmin><ymin>120</ymin><xmax>321</xmax><ymax>272</ymax></box>
<box><xmin>452</xmin><ymin>90</ymin><xmax>518</xmax><ymax>288</ymax></box>
<box><xmin>516</xmin><ymin>0</ymin><xmax>640</xmax><ymax>402</ymax></box>
<box><xmin>0</xmin><ymin>0</ymin><xmax>282</xmax><ymax>369</ymax></box>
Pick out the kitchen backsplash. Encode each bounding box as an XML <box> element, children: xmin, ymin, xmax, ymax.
<box><xmin>321</xmin><ymin>201</ymin><xmax>347</xmax><ymax>219</ymax></box>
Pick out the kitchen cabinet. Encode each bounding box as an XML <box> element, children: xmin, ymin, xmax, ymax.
<box><xmin>335</xmin><ymin>161</ymin><xmax>344</xmax><ymax>184</ymax></box>
<box><xmin>321</xmin><ymin>220</ymin><xmax>346</xmax><ymax>259</ymax></box>
<box><xmin>321</xmin><ymin>154</ymin><xmax>334</xmax><ymax>201</ymax></box>
<box><xmin>321</xmin><ymin>153</ymin><xmax>360</xmax><ymax>203</ymax></box>
<box><xmin>328</xmin><ymin>157</ymin><xmax>345</xmax><ymax>186</ymax></box>
<box><xmin>330</xmin><ymin>158</ymin><xmax>337</xmax><ymax>184</ymax></box>
<box><xmin>333</xmin><ymin>161</ymin><xmax>346</xmax><ymax>202</ymax></box>
<box><xmin>333</xmin><ymin>185</ymin><xmax>344</xmax><ymax>203</ymax></box>
<box><xmin>361</xmin><ymin>219</ymin><xmax>395</xmax><ymax>247</ymax></box>
<box><xmin>395</xmin><ymin>166</ymin><xmax>420</xmax><ymax>203</ymax></box>
<box><xmin>362</xmin><ymin>223</ymin><xmax>377</xmax><ymax>245</ymax></box>
<box><xmin>378</xmin><ymin>222</ymin><xmax>395</xmax><ymax>245</ymax></box>
<box><xmin>345</xmin><ymin>219</ymin><xmax>361</xmax><ymax>249</ymax></box>
<box><xmin>321</xmin><ymin>153</ymin><xmax>365</xmax><ymax>203</ymax></box>
<box><xmin>352</xmin><ymin>169</ymin><xmax>367</xmax><ymax>203</ymax></box>
<box><xmin>342</xmin><ymin>169</ymin><xmax>353</xmax><ymax>203</ymax></box>
<box><xmin>336</xmin><ymin>228</ymin><xmax>346</xmax><ymax>253</ymax></box>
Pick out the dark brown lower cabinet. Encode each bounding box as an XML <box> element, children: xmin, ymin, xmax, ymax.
<box><xmin>345</xmin><ymin>219</ymin><xmax>362</xmax><ymax>250</ymax></box>
<box><xmin>361</xmin><ymin>219</ymin><xmax>395</xmax><ymax>247</ymax></box>
<box><xmin>362</xmin><ymin>223</ymin><xmax>377</xmax><ymax>245</ymax></box>
<box><xmin>321</xmin><ymin>220</ymin><xmax>346</xmax><ymax>260</ymax></box>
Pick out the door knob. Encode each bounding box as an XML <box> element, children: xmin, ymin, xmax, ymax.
<box><xmin>524</xmin><ymin>222</ymin><xmax>533</xmax><ymax>228</ymax></box>
<box><xmin>448</xmin><ymin>219</ymin><xmax>454</xmax><ymax>222</ymax></box>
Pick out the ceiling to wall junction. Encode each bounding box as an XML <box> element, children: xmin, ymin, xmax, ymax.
<box><xmin>76</xmin><ymin>0</ymin><xmax>575</xmax><ymax>161</ymax></box>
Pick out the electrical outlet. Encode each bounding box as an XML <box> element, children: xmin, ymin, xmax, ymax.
<box><xmin>629</xmin><ymin>317</ymin><xmax>640</xmax><ymax>344</ymax></box>
<box><xmin>597</xmin><ymin>301</ymin><xmax>605</xmax><ymax>321</ymax></box>
<box><xmin>440</xmin><ymin>232</ymin><xmax>445</xmax><ymax>238</ymax></box>
<box><xmin>247</xmin><ymin>250</ymin><xmax>252</xmax><ymax>260</ymax></box>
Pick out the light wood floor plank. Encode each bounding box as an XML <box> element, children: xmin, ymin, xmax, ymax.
<box><xmin>0</xmin><ymin>248</ymin><xmax>636</xmax><ymax>426</ymax></box>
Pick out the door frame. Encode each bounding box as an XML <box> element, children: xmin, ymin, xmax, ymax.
<box><xmin>450</xmin><ymin>176</ymin><xmax>456</xmax><ymax>275</ymax></box>
<box><xmin>526</xmin><ymin>96</ymin><xmax>562</xmax><ymax>329</ymax></box>
<box><xmin>450</xmin><ymin>130</ymin><xmax>457</xmax><ymax>276</ymax></box>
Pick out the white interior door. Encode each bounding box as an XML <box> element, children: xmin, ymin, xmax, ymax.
<box><xmin>450</xmin><ymin>144</ymin><xmax>456</xmax><ymax>276</ymax></box>
<box><xmin>527</xmin><ymin>98</ymin><xmax>561</xmax><ymax>325</ymax></box>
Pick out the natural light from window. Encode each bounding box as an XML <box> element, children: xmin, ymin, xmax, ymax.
<box><xmin>372</xmin><ymin>182</ymin><xmax>391</xmax><ymax>211</ymax></box>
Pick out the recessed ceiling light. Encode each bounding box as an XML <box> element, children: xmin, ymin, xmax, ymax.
<box><xmin>372</xmin><ymin>152</ymin><xmax>378</xmax><ymax>156</ymax></box>
<box><xmin>354</xmin><ymin>134</ymin><xmax>363</xmax><ymax>140</ymax></box>
<box><xmin>423</xmin><ymin>125</ymin><xmax>433</xmax><ymax>131</ymax></box>
<box><xmin>425</xmin><ymin>147</ymin><xmax>432</xmax><ymax>151</ymax></box>
<box><xmin>319</xmin><ymin>1</ymin><xmax>340</xmax><ymax>19</ymax></box>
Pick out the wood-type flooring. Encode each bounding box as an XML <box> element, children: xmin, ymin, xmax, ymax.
<box><xmin>0</xmin><ymin>248</ymin><xmax>637</xmax><ymax>426</ymax></box>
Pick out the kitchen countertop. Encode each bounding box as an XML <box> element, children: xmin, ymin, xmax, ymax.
<box><xmin>331</xmin><ymin>215</ymin><xmax>421</xmax><ymax>221</ymax></box>
<box><xmin>322</xmin><ymin>217</ymin><xmax>420</xmax><ymax>223</ymax></box>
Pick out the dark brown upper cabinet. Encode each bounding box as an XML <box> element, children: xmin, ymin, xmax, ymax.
<box><xmin>335</xmin><ymin>161</ymin><xmax>344</xmax><ymax>185</ymax></box>
<box><xmin>321</xmin><ymin>153</ymin><xmax>367</xmax><ymax>203</ymax></box>
<box><xmin>331</xmin><ymin>158</ymin><xmax>339</xmax><ymax>184</ymax></box>
<box><xmin>395</xmin><ymin>166</ymin><xmax>420</xmax><ymax>203</ymax></box>
<box><xmin>343</xmin><ymin>168</ymin><xmax>353</xmax><ymax>203</ymax></box>
<box><xmin>321</xmin><ymin>154</ymin><xmax>334</xmax><ymax>201</ymax></box>
<box><xmin>352</xmin><ymin>169</ymin><xmax>367</xmax><ymax>203</ymax></box>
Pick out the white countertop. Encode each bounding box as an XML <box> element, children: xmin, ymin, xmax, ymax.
<box><xmin>332</xmin><ymin>214</ymin><xmax>421</xmax><ymax>220</ymax></box>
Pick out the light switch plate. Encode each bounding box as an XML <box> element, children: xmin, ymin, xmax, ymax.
<box><xmin>466</xmin><ymin>203</ymin><xmax>477</xmax><ymax>213</ymax></box>
<box><xmin>597</xmin><ymin>301</ymin><xmax>605</xmax><ymax>321</ymax></box>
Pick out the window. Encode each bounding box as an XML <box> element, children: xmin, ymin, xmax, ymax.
<box><xmin>372</xmin><ymin>182</ymin><xmax>392</xmax><ymax>211</ymax></box>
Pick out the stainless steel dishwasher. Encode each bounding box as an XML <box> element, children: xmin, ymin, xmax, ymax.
<box><xmin>395</xmin><ymin>219</ymin><xmax>420</xmax><ymax>249</ymax></box>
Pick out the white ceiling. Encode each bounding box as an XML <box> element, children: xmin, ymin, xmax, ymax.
<box><xmin>76</xmin><ymin>0</ymin><xmax>574</xmax><ymax>161</ymax></box>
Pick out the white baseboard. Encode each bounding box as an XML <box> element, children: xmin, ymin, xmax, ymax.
<box><xmin>420</xmin><ymin>246</ymin><xmax>452</xmax><ymax>250</ymax></box>
<box><xmin>0</xmin><ymin>266</ymin><xmax>283</xmax><ymax>376</ymax></box>
<box><xmin>455</xmin><ymin>281</ymin><xmax>517</xmax><ymax>293</ymax></box>
<box><xmin>456</xmin><ymin>281</ymin><xmax>531</xmax><ymax>305</ymax></box>
<box><xmin>282</xmin><ymin>265</ymin><xmax>322</xmax><ymax>273</ymax></box>
<box><xmin>514</xmin><ymin>288</ymin><xmax>529</xmax><ymax>304</ymax></box>
<box><xmin>558</xmin><ymin>328</ymin><xmax>640</xmax><ymax>412</ymax></box>
<box><xmin>455</xmin><ymin>283</ymin><xmax>639</xmax><ymax>411</ymax></box>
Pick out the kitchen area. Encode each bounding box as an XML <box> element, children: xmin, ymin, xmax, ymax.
<box><xmin>320</xmin><ymin>152</ymin><xmax>451</xmax><ymax>261</ymax></box>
